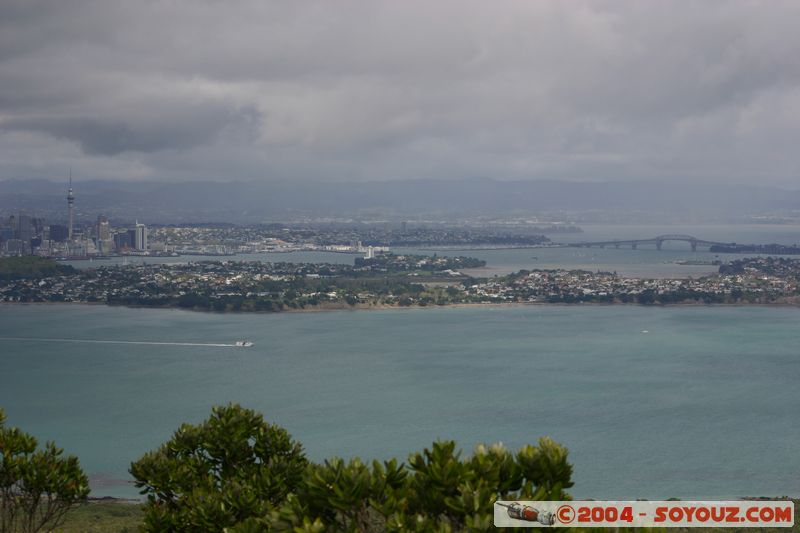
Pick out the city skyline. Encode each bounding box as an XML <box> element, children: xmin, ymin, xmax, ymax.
<box><xmin>0</xmin><ymin>178</ymin><xmax>152</xmax><ymax>258</ymax></box>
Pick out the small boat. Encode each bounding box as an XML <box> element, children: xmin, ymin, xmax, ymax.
<box><xmin>234</xmin><ymin>340</ymin><xmax>254</xmax><ymax>347</ymax></box>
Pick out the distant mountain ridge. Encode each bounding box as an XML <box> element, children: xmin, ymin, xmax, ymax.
<box><xmin>1</xmin><ymin>178</ymin><xmax>798</xmax><ymax>223</ymax></box>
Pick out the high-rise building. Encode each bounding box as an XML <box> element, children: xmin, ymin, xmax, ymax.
<box><xmin>134</xmin><ymin>223</ymin><xmax>148</xmax><ymax>251</ymax></box>
<box><xmin>17</xmin><ymin>214</ymin><xmax>32</xmax><ymax>254</ymax></box>
<box><xmin>49</xmin><ymin>224</ymin><xmax>69</xmax><ymax>243</ymax></box>
<box><xmin>5</xmin><ymin>239</ymin><xmax>24</xmax><ymax>255</ymax></box>
<box><xmin>0</xmin><ymin>225</ymin><xmax>13</xmax><ymax>244</ymax></box>
<box><xmin>96</xmin><ymin>215</ymin><xmax>110</xmax><ymax>240</ymax></box>
<box><xmin>33</xmin><ymin>217</ymin><xmax>46</xmax><ymax>239</ymax></box>
<box><xmin>17</xmin><ymin>214</ymin><xmax>32</xmax><ymax>240</ymax></box>
<box><xmin>114</xmin><ymin>231</ymin><xmax>133</xmax><ymax>250</ymax></box>
<box><xmin>94</xmin><ymin>215</ymin><xmax>113</xmax><ymax>254</ymax></box>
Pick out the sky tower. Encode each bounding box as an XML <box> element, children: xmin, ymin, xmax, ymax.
<box><xmin>67</xmin><ymin>169</ymin><xmax>75</xmax><ymax>240</ymax></box>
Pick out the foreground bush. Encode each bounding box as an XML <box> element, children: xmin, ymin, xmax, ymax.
<box><xmin>129</xmin><ymin>405</ymin><xmax>307</xmax><ymax>531</ymax></box>
<box><xmin>0</xmin><ymin>409</ymin><xmax>89</xmax><ymax>533</ymax></box>
<box><xmin>131</xmin><ymin>404</ymin><xmax>573</xmax><ymax>532</ymax></box>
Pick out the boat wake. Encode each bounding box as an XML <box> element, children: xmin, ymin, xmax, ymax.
<box><xmin>0</xmin><ymin>337</ymin><xmax>243</xmax><ymax>347</ymax></box>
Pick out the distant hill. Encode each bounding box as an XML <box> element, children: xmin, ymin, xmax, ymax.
<box><xmin>0</xmin><ymin>178</ymin><xmax>798</xmax><ymax>223</ymax></box>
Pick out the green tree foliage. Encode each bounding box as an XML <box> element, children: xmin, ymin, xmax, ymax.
<box><xmin>129</xmin><ymin>404</ymin><xmax>308</xmax><ymax>531</ymax></box>
<box><xmin>0</xmin><ymin>257</ymin><xmax>74</xmax><ymax>281</ymax></box>
<box><xmin>0</xmin><ymin>409</ymin><xmax>89</xmax><ymax>533</ymax></box>
<box><xmin>132</xmin><ymin>405</ymin><xmax>574</xmax><ymax>532</ymax></box>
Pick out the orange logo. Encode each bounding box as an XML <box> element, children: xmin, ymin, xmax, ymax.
<box><xmin>557</xmin><ymin>505</ymin><xmax>575</xmax><ymax>524</ymax></box>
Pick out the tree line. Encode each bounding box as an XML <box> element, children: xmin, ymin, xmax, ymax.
<box><xmin>1</xmin><ymin>404</ymin><xmax>574</xmax><ymax>532</ymax></box>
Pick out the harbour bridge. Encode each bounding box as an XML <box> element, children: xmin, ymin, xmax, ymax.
<box><xmin>569</xmin><ymin>234</ymin><xmax>731</xmax><ymax>252</ymax></box>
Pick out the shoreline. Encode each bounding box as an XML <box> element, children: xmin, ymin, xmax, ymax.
<box><xmin>79</xmin><ymin>493</ymin><xmax>800</xmax><ymax>503</ymax></box>
<box><xmin>2</xmin><ymin>299</ymin><xmax>799</xmax><ymax>315</ymax></box>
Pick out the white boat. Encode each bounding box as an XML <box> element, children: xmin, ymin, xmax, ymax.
<box><xmin>234</xmin><ymin>340</ymin><xmax>254</xmax><ymax>347</ymax></box>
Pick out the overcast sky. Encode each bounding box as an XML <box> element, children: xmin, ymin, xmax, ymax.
<box><xmin>1</xmin><ymin>0</ymin><xmax>800</xmax><ymax>186</ymax></box>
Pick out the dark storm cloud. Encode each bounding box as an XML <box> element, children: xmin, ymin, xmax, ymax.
<box><xmin>1</xmin><ymin>0</ymin><xmax>800</xmax><ymax>185</ymax></box>
<box><xmin>2</xmin><ymin>104</ymin><xmax>261</xmax><ymax>156</ymax></box>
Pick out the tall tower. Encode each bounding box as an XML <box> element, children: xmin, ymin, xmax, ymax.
<box><xmin>67</xmin><ymin>169</ymin><xmax>75</xmax><ymax>240</ymax></box>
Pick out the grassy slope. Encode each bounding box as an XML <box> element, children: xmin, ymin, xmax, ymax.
<box><xmin>59</xmin><ymin>502</ymin><xmax>143</xmax><ymax>533</ymax></box>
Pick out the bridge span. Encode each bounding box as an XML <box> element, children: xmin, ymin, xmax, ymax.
<box><xmin>569</xmin><ymin>234</ymin><xmax>731</xmax><ymax>252</ymax></box>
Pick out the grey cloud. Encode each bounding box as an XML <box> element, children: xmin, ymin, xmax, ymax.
<box><xmin>2</xmin><ymin>104</ymin><xmax>261</xmax><ymax>156</ymax></box>
<box><xmin>1</xmin><ymin>0</ymin><xmax>800</xmax><ymax>186</ymax></box>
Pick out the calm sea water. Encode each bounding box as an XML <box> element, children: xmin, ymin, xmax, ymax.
<box><xmin>1</xmin><ymin>304</ymin><xmax>799</xmax><ymax>499</ymax></box>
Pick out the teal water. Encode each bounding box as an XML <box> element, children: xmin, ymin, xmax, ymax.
<box><xmin>1</xmin><ymin>304</ymin><xmax>799</xmax><ymax>499</ymax></box>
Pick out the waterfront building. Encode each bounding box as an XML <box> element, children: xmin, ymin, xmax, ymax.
<box><xmin>96</xmin><ymin>215</ymin><xmax>110</xmax><ymax>240</ymax></box>
<box><xmin>67</xmin><ymin>240</ymin><xmax>86</xmax><ymax>257</ymax></box>
<box><xmin>114</xmin><ymin>231</ymin><xmax>133</xmax><ymax>250</ymax></box>
<box><xmin>134</xmin><ymin>223</ymin><xmax>148</xmax><ymax>251</ymax></box>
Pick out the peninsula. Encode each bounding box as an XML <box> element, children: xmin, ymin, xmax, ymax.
<box><xmin>1</xmin><ymin>255</ymin><xmax>798</xmax><ymax>311</ymax></box>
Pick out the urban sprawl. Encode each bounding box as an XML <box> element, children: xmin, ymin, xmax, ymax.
<box><xmin>1</xmin><ymin>256</ymin><xmax>798</xmax><ymax>310</ymax></box>
<box><xmin>1</xmin><ymin>183</ymin><xmax>568</xmax><ymax>258</ymax></box>
<box><xmin>2</xmin><ymin>184</ymin><xmax>799</xmax><ymax>311</ymax></box>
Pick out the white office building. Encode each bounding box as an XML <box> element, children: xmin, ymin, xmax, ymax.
<box><xmin>135</xmin><ymin>223</ymin><xmax>148</xmax><ymax>251</ymax></box>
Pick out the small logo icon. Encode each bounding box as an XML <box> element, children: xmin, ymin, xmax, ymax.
<box><xmin>557</xmin><ymin>504</ymin><xmax>575</xmax><ymax>524</ymax></box>
<box><xmin>497</xmin><ymin>502</ymin><xmax>556</xmax><ymax>525</ymax></box>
